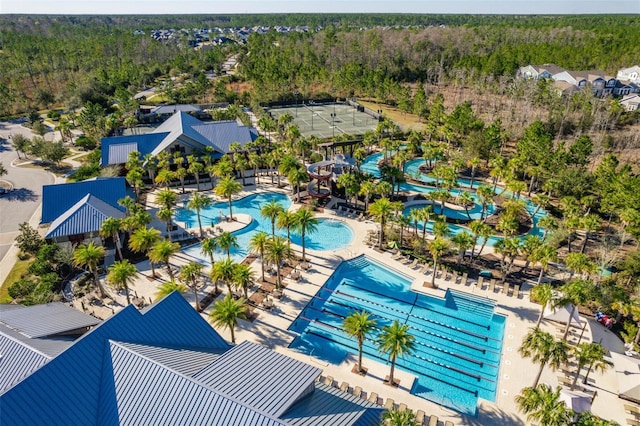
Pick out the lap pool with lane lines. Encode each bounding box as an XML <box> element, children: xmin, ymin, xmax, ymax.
<box><xmin>288</xmin><ymin>255</ymin><xmax>505</xmax><ymax>416</ymax></box>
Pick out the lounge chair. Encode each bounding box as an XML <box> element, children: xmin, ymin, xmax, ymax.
<box><xmin>428</xmin><ymin>415</ymin><xmax>438</xmax><ymax>426</ymax></box>
<box><xmin>488</xmin><ymin>279</ymin><xmax>495</xmax><ymax>292</ymax></box>
<box><xmin>392</xmin><ymin>251</ymin><xmax>403</xmax><ymax>260</ymax></box>
<box><xmin>352</xmin><ymin>386</ymin><xmax>362</xmax><ymax>398</ymax></box>
<box><xmin>503</xmin><ymin>283</ymin><xmax>510</xmax><ymax>295</ymax></box>
<box><xmin>324</xmin><ymin>376</ymin><xmax>334</xmax><ymax>386</ymax></box>
<box><xmin>625</xmin><ymin>404</ymin><xmax>640</xmax><ymax>416</ymax></box>
<box><xmin>461</xmin><ymin>272</ymin><xmax>468</xmax><ymax>285</ymax></box>
<box><xmin>384</xmin><ymin>398</ymin><xmax>395</xmax><ymax>410</ymax></box>
<box><xmin>340</xmin><ymin>381</ymin><xmax>349</xmax><ymax>392</ymax></box>
<box><xmin>408</xmin><ymin>258</ymin><xmax>420</xmax><ymax>269</ymax></box>
<box><xmin>444</xmin><ymin>271</ymin><xmax>452</xmax><ymax>281</ymax></box>
<box><xmin>367</xmin><ymin>392</ymin><xmax>379</xmax><ymax>404</ymax></box>
<box><xmin>445</xmin><ymin>422</ymin><xmax>454</xmax><ymax>426</ymax></box>
<box><xmin>398</xmin><ymin>403</ymin><xmax>407</xmax><ymax>412</ymax></box>
<box><xmin>415</xmin><ymin>410</ymin><xmax>425</xmax><ymax>425</ymax></box>
<box><xmin>478</xmin><ymin>276</ymin><xmax>484</xmax><ymax>289</ymax></box>
<box><xmin>514</xmin><ymin>284</ymin><xmax>521</xmax><ymax>297</ymax></box>
<box><xmin>419</xmin><ymin>264</ymin><xmax>431</xmax><ymax>274</ymax></box>
<box><xmin>558</xmin><ymin>376</ymin><xmax>572</xmax><ymax>386</ymax></box>
<box><xmin>627</xmin><ymin>419</ymin><xmax>640</xmax><ymax>426</ymax></box>
<box><xmin>452</xmin><ymin>271</ymin><xmax>459</xmax><ymax>283</ymax></box>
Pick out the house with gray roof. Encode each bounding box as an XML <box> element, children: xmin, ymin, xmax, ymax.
<box><xmin>0</xmin><ymin>292</ymin><xmax>384</xmax><ymax>425</ymax></box>
<box><xmin>101</xmin><ymin>111</ymin><xmax>259</xmax><ymax>166</ymax></box>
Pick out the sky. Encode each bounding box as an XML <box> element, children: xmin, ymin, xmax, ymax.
<box><xmin>2</xmin><ymin>0</ymin><xmax>639</xmax><ymax>15</ymax></box>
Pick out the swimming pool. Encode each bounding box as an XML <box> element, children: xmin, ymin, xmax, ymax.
<box><xmin>176</xmin><ymin>192</ymin><xmax>354</xmax><ymax>264</ymax></box>
<box><xmin>288</xmin><ymin>255</ymin><xmax>505</xmax><ymax>416</ymax></box>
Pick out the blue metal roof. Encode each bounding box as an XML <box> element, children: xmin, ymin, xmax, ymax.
<box><xmin>100</xmin><ymin>133</ymin><xmax>168</xmax><ymax>166</ymax></box>
<box><xmin>107</xmin><ymin>341</ymin><xmax>285</xmax><ymax>426</ymax></box>
<box><xmin>0</xmin><ymin>292</ymin><xmax>231</xmax><ymax>424</ymax></box>
<box><xmin>193</xmin><ymin>341</ymin><xmax>321</xmax><ymax>417</ymax></box>
<box><xmin>44</xmin><ymin>194</ymin><xmax>126</xmax><ymax>239</ymax></box>
<box><xmin>41</xmin><ymin>177</ymin><xmax>126</xmax><ymax>224</ymax></box>
<box><xmin>191</xmin><ymin>121</ymin><xmax>258</xmax><ymax>154</ymax></box>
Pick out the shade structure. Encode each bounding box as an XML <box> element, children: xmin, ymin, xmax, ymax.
<box><xmin>611</xmin><ymin>351</ymin><xmax>640</xmax><ymax>404</ymax></box>
<box><xmin>559</xmin><ymin>388</ymin><xmax>592</xmax><ymax>413</ymax></box>
<box><xmin>543</xmin><ymin>303</ymin><xmax>584</xmax><ymax>328</ymax></box>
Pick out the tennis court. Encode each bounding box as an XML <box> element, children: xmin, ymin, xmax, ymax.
<box><xmin>267</xmin><ymin>102</ymin><xmax>380</xmax><ymax>138</ymax></box>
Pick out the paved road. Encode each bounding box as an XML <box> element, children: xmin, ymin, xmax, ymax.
<box><xmin>0</xmin><ymin>120</ymin><xmax>56</xmax><ymax>263</ymax></box>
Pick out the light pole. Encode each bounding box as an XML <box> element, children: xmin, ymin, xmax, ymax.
<box><xmin>293</xmin><ymin>90</ymin><xmax>299</xmax><ymax>117</ymax></box>
<box><xmin>309</xmin><ymin>100</ymin><xmax>314</xmax><ymax>130</ymax></box>
<box><xmin>331</xmin><ymin>112</ymin><xmax>336</xmax><ymax>138</ymax></box>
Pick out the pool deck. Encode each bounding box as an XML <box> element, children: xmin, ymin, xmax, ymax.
<box><xmin>84</xmin><ymin>183</ymin><xmax>629</xmax><ymax>426</ymax></box>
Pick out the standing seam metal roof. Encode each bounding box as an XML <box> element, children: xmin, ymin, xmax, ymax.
<box><xmin>41</xmin><ymin>177</ymin><xmax>126</xmax><ymax>224</ymax></box>
<box><xmin>0</xmin><ymin>333</ymin><xmax>51</xmax><ymax>394</ymax></box>
<box><xmin>0</xmin><ymin>302</ymin><xmax>101</xmax><ymax>339</ymax></box>
<box><xmin>44</xmin><ymin>194</ymin><xmax>126</xmax><ymax>239</ymax></box>
<box><xmin>192</xmin><ymin>341</ymin><xmax>321</xmax><ymax>417</ymax></box>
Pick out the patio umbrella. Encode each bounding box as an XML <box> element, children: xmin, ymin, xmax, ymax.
<box><xmin>611</xmin><ymin>352</ymin><xmax>640</xmax><ymax>404</ymax></box>
<box><xmin>543</xmin><ymin>303</ymin><xmax>584</xmax><ymax>328</ymax></box>
<box><xmin>559</xmin><ymin>388</ymin><xmax>592</xmax><ymax>413</ymax></box>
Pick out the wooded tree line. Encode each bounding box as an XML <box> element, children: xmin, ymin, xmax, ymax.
<box><xmin>1</xmin><ymin>15</ymin><xmax>639</xmax><ymax>116</ymax></box>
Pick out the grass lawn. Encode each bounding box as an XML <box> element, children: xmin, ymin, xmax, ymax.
<box><xmin>358</xmin><ymin>100</ymin><xmax>425</xmax><ymax>131</ymax></box>
<box><xmin>0</xmin><ymin>258</ymin><xmax>33</xmax><ymax>303</ymax></box>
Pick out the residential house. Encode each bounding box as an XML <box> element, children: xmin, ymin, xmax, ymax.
<box><xmin>617</xmin><ymin>65</ymin><xmax>640</xmax><ymax>84</ymax></box>
<box><xmin>517</xmin><ymin>63</ymin><xmax>566</xmax><ymax>80</ymax></box>
<box><xmin>101</xmin><ymin>111</ymin><xmax>259</xmax><ymax>166</ymax></box>
<box><xmin>0</xmin><ymin>292</ymin><xmax>384</xmax><ymax>425</ymax></box>
<box><xmin>620</xmin><ymin>94</ymin><xmax>640</xmax><ymax>111</ymax></box>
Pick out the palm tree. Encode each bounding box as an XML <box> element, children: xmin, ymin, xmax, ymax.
<box><xmin>428</xmin><ymin>237</ymin><xmax>450</xmax><ymax>287</ymax></box>
<box><xmin>179</xmin><ymin>261</ymin><xmax>204</xmax><ymax>311</ymax></box>
<box><xmin>494</xmin><ymin>237</ymin><xmax>521</xmax><ymax>284</ymax></box>
<box><xmin>417</xmin><ymin>206</ymin><xmax>433</xmax><ymax>243</ymax></box>
<box><xmin>519</xmin><ymin>328</ymin><xmax>569</xmax><ymax>387</ymax></box>
<box><xmin>188</xmin><ymin>192</ymin><xmax>212</xmax><ymax>238</ymax></box>
<box><xmin>260</xmin><ymin>199</ymin><xmax>285</xmax><ymax>236</ymax></box>
<box><xmin>211</xmin><ymin>258</ymin><xmax>237</xmax><ymax>294</ymax></box>
<box><xmin>558</xmin><ymin>279</ymin><xmax>594</xmax><ymax>340</ymax></box>
<box><xmin>531</xmin><ymin>244</ymin><xmax>558</xmax><ymax>286</ymax></box>
<box><xmin>288</xmin><ymin>167</ymin><xmax>309</xmax><ymax>203</ymax></box>
<box><xmin>293</xmin><ymin>208</ymin><xmax>319</xmax><ymax>262</ymax></box>
<box><xmin>515</xmin><ymin>384</ymin><xmax>572</xmax><ymax>426</ymax></box>
<box><xmin>530</xmin><ymin>283</ymin><xmax>555</xmax><ymax>329</ymax></box>
<box><xmin>155</xmin><ymin>188</ymin><xmax>178</xmax><ymax>210</ymax></box>
<box><xmin>249</xmin><ymin>231</ymin><xmax>270</xmax><ymax>282</ymax></box>
<box><xmin>368</xmin><ymin>197</ymin><xmax>402</xmax><ymax>250</ymax></box>
<box><xmin>377</xmin><ymin>319</ymin><xmax>415</xmax><ymax>386</ymax></box>
<box><xmin>215</xmin><ymin>175</ymin><xmax>243</xmax><ymax>220</ymax></box>
<box><xmin>458</xmin><ymin>191</ymin><xmax>475</xmax><ymax>221</ymax></box>
<box><xmin>129</xmin><ymin>227</ymin><xmax>161</xmax><ymax>277</ymax></box>
<box><xmin>579</xmin><ymin>214</ymin><xmax>600</xmax><ymax>254</ymax></box>
<box><xmin>156</xmin><ymin>207</ymin><xmax>174</xmax><ymax>241</ymax></box>
<box><xmin>209</xmin><ymin>294</ymin><xmax>247</xmax><ymax>344</ymax></box>
<box><xmin>201</xmin><ymin>236</ymin><xmax>218</xmax><ymax>267</ymax></box>
<box><xmin>476</xmin><ymin>185</ymin><xmax>494</xmax><ymax>221</ymax></box>
<box><xmin>106</xmin><ymin>259</ymin><xmax>137</xmax><ymax>305</ymax></box>
<box><xmin>451</xmin><ymin>231</ymin><xmax>474</xmax><ymax>267</ymax></box>
<box><xmin>277</xmin><ymin>210</ymin><xmax>297</xmax><ymax>249</ymax></box>
<box><xmin>395</xmin><ymin>214</ymin><xmax>412</xmax><ymax>248</ymax></box>
<box><xmin>265</xmin><ymin>236</ymin><xmax>293</xmax><ymax>289</ymax></box>
<box><xmin>572</xmin><ymin>342</ymin><xmax>608</xmax><ymax>389</ymax></box>
<box><xmin>149</xmin><ymin>239</ymin><xmax>180</xmax><ymax>281</ymax></box>
<box><xmin>343</xmin><ymin>310</ymin><xmax>377</xmax><ymax>375</ymax></box>
<box><xmin>216</xmin><ymin>231</ymin><xmax>239</xmax><ymax>260</ymax></box>
<box><xmin>467</xmin><ymin>157</ymin><xmax>481</xmax><ymax>190</ymax></box>
<box><xmin>469</xmin><ymin>219</ymin><xmax>492</xmax><ymax>258</ymax></box>
<box><xmin>154</xmin><ymin>280</ymin><xmax>188</xmax><ymax>301</ymax></box>
<box><xmin>73</xmin><ymin>242</ymin><xmax>107</xmax><ymax>298</ymax></box>
<box><xmin>99</xmin><ymin>217</ymin><xmax>124</xmax><ymax>260</ymax></box>
<box><xmin>382</xmin><ymin>409</ymin><xmax>418</xmax><ymax>426</ymax></box>
<box><xmin>359</xmin><ymin>180</ymin><xmax>376</xmax><ymax>213</ymax></box>
<box><xmin>233</xmin><ymin>263</ymin><xmax>255</xmax><ymax>299</ymax></box>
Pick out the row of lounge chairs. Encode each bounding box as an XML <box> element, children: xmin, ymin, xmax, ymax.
<box><xmin>625</xmin><ymin>404</ymin><xmax>640</xmax><ymax>426</ymax></box>
<box><xmin>388</xmin><ymin>250</ymin><xmax>523</xmax><ymax>299</ymax></box>
<box><xmin>336</xmin><ymin>206</ymin><xmax>366</xmax><ymax>221</ymax></box>
<box><xmin>317</xmin><ymin>375</ymin><xmax>452</xmax><ymax>425</ymax></box>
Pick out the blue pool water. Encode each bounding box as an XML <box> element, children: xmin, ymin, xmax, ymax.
<box><xmin>289</xmin><ymin>255</ymin><xmax>505</xmax><ymax>416</ymax></box>
<box><xmin>176</xmin><ymin>192</ymin><xmax>354</xmax><ymax>264</ymax></box>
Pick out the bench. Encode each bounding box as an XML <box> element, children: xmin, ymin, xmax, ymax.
<box><xmin>384</xmin><ymin>398</ymin><xmax>395</xmax><ymax>409</ymax></box>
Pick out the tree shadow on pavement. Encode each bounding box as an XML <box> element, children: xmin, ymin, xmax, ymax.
<box><xmin>1</xmin><ymin>187</ymin><xmax>38</xmax><ymax>202</ymax></box>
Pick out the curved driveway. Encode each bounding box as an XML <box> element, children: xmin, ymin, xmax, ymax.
<box><xmin>0</xmin><ymin>120</ymin><xmax>56</xmax><ymax>264</ymax></box>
